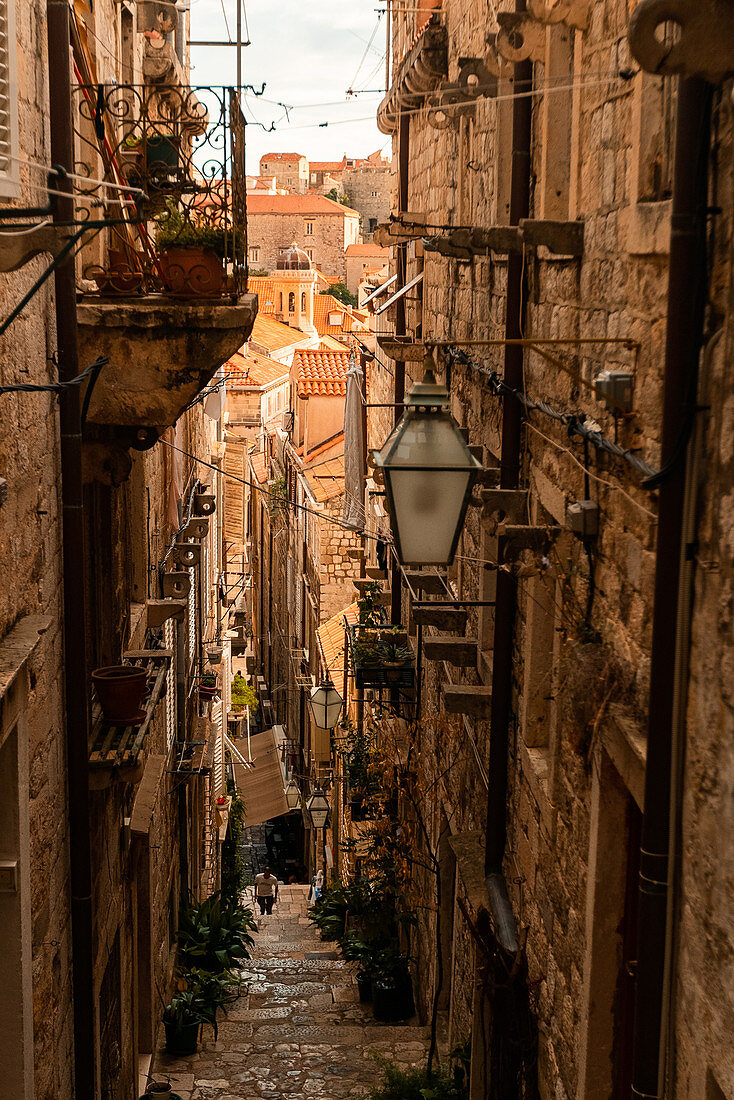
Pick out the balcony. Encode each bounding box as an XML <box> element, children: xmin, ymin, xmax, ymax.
<box><xmin>71</xmin><ymin>84</ymin><xmax>257</xmax><ymax>440</ymax></box>
<box><xmin>349</xmin><ymin>624</ymin><xmax>415</xmax><ymax>689</ymax></box>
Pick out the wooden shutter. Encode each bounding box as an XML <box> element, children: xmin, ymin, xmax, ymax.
<box><xmin>0</xmin><ymin>0</ymin><xmax>19</xmax><ymax>197</ymax></box>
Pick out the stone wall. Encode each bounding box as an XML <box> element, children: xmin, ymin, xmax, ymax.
<box><xmin>247</xmin><ymin>211</ymin><xmax>360</xmax><ymax>279</ymax></box>
<box><xmin>317</xmin><ymin>499</ymin><xmax>362</xmax><ymax>623</ymax></box>
<box><xmin>362</xmin><ymin>1</ymin><xmax>734</xmax><ymax>1098</ymax></box>
<box><xmin>342</xmin><ymin>164</ymin><xmax>392</xmax><ymax>235</ymax></box>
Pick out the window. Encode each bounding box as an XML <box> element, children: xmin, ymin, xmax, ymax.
<box><xmin>369</xmin><ymin>217</ymin><xmax>378</xmax><ymax>233</ymax></box>
<box><xmin>288</xmin><ymin>291</ymin><xmax>295</xmax><ymax>312</ymax></box>
<box><xmin>0</xmin><ymin>0</ymin><xmax>19</xmax><ymax>198</ymax></box>
<box><xmin>305</xmin><ymin>221</ymin><xmax>314</xmax><ymax>235</ymax></box>
<box><xmin>328</xmin><ymin>311</ymin><xmax>343</xmax><ymax>327</ymax></box>
<box><xmin>305</xmin><ymin>248</ymin><xmax>313</xmax><ymax>260</ymax></box>
<box><xmin>301</xmin><ymin>291</ymin><xmax>306</xmax><ymax>311</ymax></box>
<box><xmin>249</xmin><ymin>246</ymin><xmax>260</xmax><ymax>263</ymax></box>
<box><xmin>278</xmin><ymin>291</ymin><xmax>283</xmax><ymax>311</ymax></box>
<box><xmin>371</xmin><ymin>190</ymin><xmax>378</xmax><ymax>197</ymax></box>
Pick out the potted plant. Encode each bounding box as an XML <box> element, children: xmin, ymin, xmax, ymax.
<box><xmin>92</xmin><ymin>664</ymin><xmax>148</xmax><ymax>724</ymax></box>
<box><xmin>207</xmin><ymin>643</ymin><xmax>223</xmax><ymax>664</ymax></box>
<box><xmin>376</xmin><ymin>635</ymin><xmax>413</xmax><ymax>682</ymax></box>
<box><xmin>162</xmin><ymin>967</ymin><xmax>237</xmax><ymax>1055</ymax></box>
<box><xmin>155</xmin><ymin>201</ymin><xmax>228</xmax><ymax>298</ymax></box>
<box><xmin>342</xmin><ymin>934</ymin><xmax>379</xmax><ymax>1003</ymax></box>
<box><xmin>371</xmin><ymin>946</ymin><xmax>415</xmax><ymax>1023</ymax></box>
<box><xmin>177</xmin><ymin>892</ymin><xmax>257</xmax><ymax>972</ymax></box>
<box><xmin>357</xmin><ymin>581</ymin><xmax>384</xmax><ymax>627</ymax></box>
<box><xmin>138</xmin><ymin>1079</ymin><xmax>184</xmax><ymax>1099</ymax></box>
<box><xmin>199</xmin><ymin>672</ymin><xmax>218</xmax><ymax>701</ymax></box>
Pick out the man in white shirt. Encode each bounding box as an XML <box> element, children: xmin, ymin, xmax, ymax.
<box><xmin>254</xmin><ymin>866</ymin><xmax>279</xmax><ymax>915</ymax></box>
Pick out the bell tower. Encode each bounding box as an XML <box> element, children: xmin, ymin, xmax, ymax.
<box><xmin>273</xmin><ymin>243</ymin><xmax>318</xmax><ymax>338</ymax></box>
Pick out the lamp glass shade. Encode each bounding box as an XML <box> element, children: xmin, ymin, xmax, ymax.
<box><xmin>374</xmin><ymin>371</ymin><xmax>481</xmax><ymax>565</ymax></box>
<box><xmin>284</xmin><ymin>778</ymin><xmax>301</xmax><ymax>810</ymax></box>
<box><xmin>306</xmin><ymin>788</ymin><xmax>330</xmax><ymax>830</ymax></box>
<box><xmin>309</xmin><ymin>680</ymin><xmax>343</xmax><ymax>729</ymax></box>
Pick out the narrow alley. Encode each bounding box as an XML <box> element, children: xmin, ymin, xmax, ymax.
<box><xmin>152</xmin><ymin>886</ymin><xmax>432</xmax><ymax>1099</ymax></box>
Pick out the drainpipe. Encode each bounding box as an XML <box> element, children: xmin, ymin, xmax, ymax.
<box><xmin>391</xmin><ymin>108</ymin><xmax>410</xmax><ymax>627</ymax></box>
<box><xmin>47</xmin><ymin>2</ymin><xmax>95</xmax><ymax>1096</ymax></box>
<box><xmin>631</xmin><ymin>76</ymin><xmax>712</xmax><ymax>1100</ymax></box>
<box><xmin>484</xmin><ymin>7</ymin><xmax>533</xmax><ymax>877</ymax></box>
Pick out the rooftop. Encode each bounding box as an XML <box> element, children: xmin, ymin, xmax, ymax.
<box><xmin>249</xmin><ymin>314</ymin><xmax>310</xmax><ymax>354</ymax></box>
<box><xmin>247</xmin><ymin>194</ymin><xmax>359</xmax><ymax>216</ymax></box>
<box><xmin>294</xmin><ymin>348</ymin><xmax>351</xmax><ymax>397</ymax></box>
<box><xmin>313</xmin><ymin>295</ymin><xmax>369</xmax><ymax>337</ymax></box>
<box><xmin>259</xmin><ymin>152</ymin><xmax>306</xmax><ymax>162</ymax></box>
<box><xmin>317</xmin><ymin>601</ymin><xmax>359</xmax><ymax>675</ymax></box>
<box><xmin>225</xmin><ymin>348</ymin><xmax>289</xmax><ymax>388</ymax></box>
<box><xmin>346</xmin><ymin>243</ymin><xmax>388</xmax><ymax>256</ymax></box>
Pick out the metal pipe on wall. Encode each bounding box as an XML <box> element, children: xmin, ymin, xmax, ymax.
<box><xmin>484</xmin><ymin>12</ymin><xmax>533</xmax><ymax>877</ymax></box>
<box><xmin>47</xmin><ymin>2</ymin><xmax>95</xmax><ymax>1095</ymax></box>
<box><xmin>631</xmin><ymin>75</ymin><xmax>713</xmax><ymax>1100</ymax></box>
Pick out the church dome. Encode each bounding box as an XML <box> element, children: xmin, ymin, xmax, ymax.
<box><xmin>276</xmin><ymin>242</ymin><xmax>312</xmax><ymax>270</ymax></box>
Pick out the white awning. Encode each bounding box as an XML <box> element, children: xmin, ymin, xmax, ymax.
<box><xmin>232</xmin><ymin>727</ymin><xmax>290</xmax><ymax>828</ymax></box>
<box><xmin>373</xmin><ymin>271</ymin><xmax>424</xmax><ymax>316</ymax></box>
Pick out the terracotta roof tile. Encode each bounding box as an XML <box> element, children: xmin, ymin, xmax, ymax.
<box><xmin>312</xmin><ymin>295</ymin><xmax>369</xmax><ymax>337</ymax></box>
<box><xmin>259</xmin><ymin>153</ymin><xmax>306</xmax><ymax>162</ymax></box>
<box><xmin>317</xmin><ymin>602</ymin><xmax>359</xmax><ymax>676</ymax></box>
<box><xmin>247</xmin><ymin>194</ymin><xmax>359</xmax><ymax>216</ymax></box>
<box><xmin>248</xmin><ymin>450</ymin><xmax>270</xmax><ymax>484</ymax></box>
<box><xmin>294</xmin><ymin>349</ymin><xmax>351</xmax><ymax>397</ymax></box>
<box><xmin>224</xmin><ymin>349</ymin><xmax>289</xmax><ymax>388</ymax></box>
<box><xmin>249</xmin><ymin>314</ymin><xmax>308</xmax><ymax>354</ymax></box>
<box><xmin>345</xmin><ymin>243</ymin><xmax>388</xmax><ymax>256</ymax></box>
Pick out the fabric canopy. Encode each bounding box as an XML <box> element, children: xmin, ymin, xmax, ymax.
<box><xmin>342</xmin><ymin>353</ymin><xmax>366</xmax><ymax>530</ymax></box>
<box><xmin>233</xmin><ymin>728</ymin><xmax>290</xmax><ymax>828</ymax></box>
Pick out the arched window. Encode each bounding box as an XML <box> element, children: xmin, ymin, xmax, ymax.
<box><xmin>278</xmin><ymin>292</ymin><xmax>283</xmax><ymax>312</ymax></box>
<box><xmin>301</xmin><ymin>291</ymin><xmax>306</xmax><ymax>312</ymax></box>
<box><xmin>288</xmin><ymin>292</ymin><xmax>295</xmax><ymax>312</ymax></box>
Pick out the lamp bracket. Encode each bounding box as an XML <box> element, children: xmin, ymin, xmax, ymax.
<box><xmin>479</xmin><ymin>488</ymin><xmax>529</xmax><ymax>524</ymax></box>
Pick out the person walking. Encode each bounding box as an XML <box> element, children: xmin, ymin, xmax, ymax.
<box><xmin>254</xmin><ymin>866</ymin><xmax>279</xmax><ymax>915</ymax></box>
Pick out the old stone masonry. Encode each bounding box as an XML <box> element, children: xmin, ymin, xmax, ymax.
<box><xmin>153</xmin><ymin>885</ymin><xmax>432</xmax><ymax>1098</ymax></box>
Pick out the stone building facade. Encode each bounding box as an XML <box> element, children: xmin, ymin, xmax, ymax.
<box><xmin>258</xmin><ymin>152</ymin><xmax>309</xmax><ymax>193</ymax></box>
<box><xmin>246</xmin><ymin>194</ymin><xmax>360</xmax><ymax>279</ymax></box>
<box><xmin>0</xmin><ymin>2</ymin><xmax>255</xmax><ymax>1097</ymax></box>
<box><xmin>327</xmin><ymin>2</ymin><xmax>734</xmax><ymax>1099</ymax></box>
<box><xmin>342</xmin><ymin>160</ymin><xmax>392</xmax><ymax>236</ymax></box>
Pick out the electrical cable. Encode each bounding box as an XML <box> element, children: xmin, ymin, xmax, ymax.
<box><xmin>0</xmin><ymin>356</ymin><xmax>109</xmax><ymax>396</ymax></box>
<box><xmin>447</xmin><ymin>345</ymin><xmax>659</xmax><ymax>483</ymax></box>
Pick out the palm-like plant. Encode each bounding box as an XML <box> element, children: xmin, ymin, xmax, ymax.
<box><xmin>177</xmin><ymin>893</ymin><xmax>257</xmax><ymax>972</ymax></box>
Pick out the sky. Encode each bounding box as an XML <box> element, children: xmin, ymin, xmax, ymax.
<box><xmin>187</xmin><ymin>0</ymin><xmax>390</xmax><ymax>172</ymax></box>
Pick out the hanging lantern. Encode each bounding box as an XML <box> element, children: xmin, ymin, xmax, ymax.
<box><xmin>308</xmin><ymin>679</ymin><xmax>343</xmax><ymax>730</ymax></box>
<box><xmin>306</xmin><ymin>787</ymin><xmax>330</xmax><ymax>830</ymax></box>
<box><xmin>373</xmin><ymin>354</ymin><xmax>482</xmax><ymax>566</ymax></box>
<box><xmin>284</xmin><ymin>778</ymin><xmax>301</xmax><ymax>810</ymax></box>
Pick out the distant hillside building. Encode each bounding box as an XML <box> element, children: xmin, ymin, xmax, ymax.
<box><xmin>345</xmin><ymin>242</ymin><xmax>389</xmax><ymax>297</ymax></box>
<box><xmin>258</xmin><ymin>152</ymin><xmax>309</xmax><ymax>193</ymax></box>
<box><xmin>246</xmin><ymin>194</ymin><xmax>360</xmax><ymax>279</ymax></box>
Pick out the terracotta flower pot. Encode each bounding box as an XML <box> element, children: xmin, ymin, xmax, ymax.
<box><xmin>92</xmin><ymin>665</ymin><xmax>148</xmax><ymax>723</ymax></box>
<box><xmin>159</xmin><ymin>247</ymin><xmax>223</xmax><ymax>298</ymax></box>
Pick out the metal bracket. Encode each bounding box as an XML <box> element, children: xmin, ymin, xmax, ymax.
<box><xmin>628</xmin><ymin>0</ymin><xmax>734</xmax><ymax>82</ymax></box>
<box><xmin>162</xmin><ymin>571</ymin><xmax>191</xmax><ymax>599</ymax></box>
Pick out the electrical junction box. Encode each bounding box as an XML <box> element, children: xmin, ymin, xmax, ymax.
<box><xmin>594</xmin><ymin>370</ymin><xmax>634</xmax><ymax>414</ymax></box>
<box><xmin>567</xmin><ymin>500</ymin><xmax>599</xmax><ymax>539</ymax></box>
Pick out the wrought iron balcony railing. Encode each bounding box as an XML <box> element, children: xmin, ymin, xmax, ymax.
<box><xmin>72</xmin><ymin>84</ymin><xmax>247</xmax><ymax>302</ymax></box>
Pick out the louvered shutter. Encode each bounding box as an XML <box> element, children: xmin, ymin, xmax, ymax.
<box><xmin>0</xmin><ymin>0</ymin><xmax>19</xmax><ymax>197</ymax></box>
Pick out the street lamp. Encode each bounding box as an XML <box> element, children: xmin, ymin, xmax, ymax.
<box><xmin>284</xmin><ymin>777</ymin><xmax>301</xmax><ymax>810</ymax></box>
<box><xmin>373</xmin><ymin>353</ymin><xmax>482</xmax><ymax>566</ymax></box>
<box><xmin>308</xmin><ymin>679</ymin><xmax>343</xmax><ymax>730</ymax></box>
<box><xmin>306</xmin><ymin>787</ymin><xmax>330</xmax><ymax>830</ymax></box>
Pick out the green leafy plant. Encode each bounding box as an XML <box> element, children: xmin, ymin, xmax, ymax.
<box><xmin>200</xmin><ymin>673</ymin><xmax>217</xmax><ymax>689</ymax></box>
<box><xmin>320</xmin><ymin>280</ymin><xmax>357</xmax><ymax>306</ymax></box>
<box><xmin>376</xmin><ymin>637</ymin><xmax>412</xmax><ymax>666</ymax></box>
<box><xmin>266</xmin><ymin>474</ymin><xmax>287</xmax><ymax>516</ymax></box>
<box><xmin>357</xmin><ymin>581</ymin><xmax>384</xmax><ymax>627</ymax></box>
<box><xmin>163</xmin><ymin>967</ymin><xmax>238</xmax><ymax>1040</ymax></box>
<box><xmin>366</xmin><ymin>1060</ymin><xmax>465</xmax><ymax>1100</ymax></box>
<box><xmin>177</xmin><ymin>892</ymin><xmax>257</xmax><ymax>972</ymax></box>
<box><xmin>155</xmin><ymin>200</ymin><xmax>242</xmax><ymax>258</ymax></box>
<box><xmin>221</xmin><ymin>789</ymin><xmax>246</xmax><ymax>908</ymax></box>
<box><xmin>324</xmin><ymin>186</ymin><xmax>352</xmax><ymax>207</ymax></box>
<box><xmin>230</xmin><ymin>672</ymin><xmax>258</xmax><ymax>713</ymax></box>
